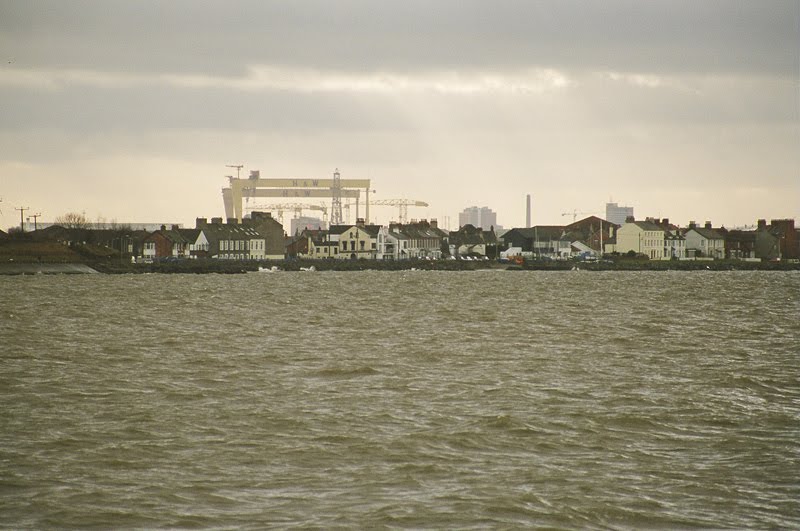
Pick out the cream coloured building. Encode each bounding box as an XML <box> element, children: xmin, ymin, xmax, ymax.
<box><xmin>330</xmin><ymin>223</ymin><xmax>380</xmax><ymax>260</ymax></box>
<box><xmin>616</xmin><ymin>220</ymin><xmax>666</xmax><ymax>259</ymax></box>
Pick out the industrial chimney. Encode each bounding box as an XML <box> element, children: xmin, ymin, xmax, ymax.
<box><xmin>526</xmin><ymin>194</ymin><xmax>531</xmax><ymax>228</ymax></box>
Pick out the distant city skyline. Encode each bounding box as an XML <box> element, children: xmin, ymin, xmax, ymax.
<box><xmin>5</xmin><ymin>198</ymin><xmax>792</xmax><ymax>235</ymax></box>
<box><xmin>1</xmin><ymin>1</ymin><xmax>798</xmax><ymax>230</ymax></box>
<box><xmin>605</xmin><ymin>202</ymin><xmax>635</xmax><ymax>226</ymax></box>
<box><xmin>458</xmin><ymin>206</ymin><xmax>500</xmax><ymax>232</ymax></box>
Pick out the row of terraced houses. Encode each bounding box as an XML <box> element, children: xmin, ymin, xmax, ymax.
<box><xmin>15</xmin><ymin>212</ymin><xmax>798</xmax><ymax>262</ymax></box>
<box><xmin>502</xmin><ymin>216</ymin><xmax>798</xmax><ymax>261</ymax></box>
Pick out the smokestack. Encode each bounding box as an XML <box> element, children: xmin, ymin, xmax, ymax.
<box><xmin>526</xmin><ymin>194</ymin><xmax>531</xmax><ymax>228</ymax></box>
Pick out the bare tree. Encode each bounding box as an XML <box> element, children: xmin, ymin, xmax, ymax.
<box><xmin>55</xmin><ymin>211</ymin><xmax>90</xmax><ymax>228</ymax></box>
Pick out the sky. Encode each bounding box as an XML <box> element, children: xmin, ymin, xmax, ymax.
<box><xmin>1</xmin><ymin>0</ymin><xmax>798</xmax><ymax>231</ymax></box>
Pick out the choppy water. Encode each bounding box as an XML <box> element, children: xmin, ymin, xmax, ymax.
<box><xmin>1</xmin><ymin>270</ymin><xmax>799</xmax><ymax>529</ymax></box>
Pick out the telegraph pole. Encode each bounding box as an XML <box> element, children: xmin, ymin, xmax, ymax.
<box><xmin>15</xmin><ymin>206</ymin><xmax>29</xmax><ymax>232</ymax></box>
<box><xmin>28</xmin><ymin>212</ymin><xmax>42</xmax><ymax>231</ymax></box>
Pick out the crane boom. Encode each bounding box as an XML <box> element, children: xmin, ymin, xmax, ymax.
<box><xmin>244</xmin><ymin>202</ymin><xmax>328</xmax><ymax>223</ymax></box>
<box><xmin>369</xmin><ymin>199</ymin><xmax>429</xmax><ymax>224</ymax></box>
<box><xmin>561</xmin><ymin>210</ymin><xmax>595</xmax><ymax>222</ymax></box>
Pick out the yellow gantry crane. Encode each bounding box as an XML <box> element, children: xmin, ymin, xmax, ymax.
<box><xmin>245</xmin><ymin>202</ymin><xmax>328</xmax><ymax>224</ymax></box>
<box><xmin>370</xmin><ymin>199</ymin><xmax>429</xmax><ymax>224</ymax></box>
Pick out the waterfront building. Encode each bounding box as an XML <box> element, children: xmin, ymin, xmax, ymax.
<box><xmin>191</xmin><ymin>217</ymin><xmax>267</xmax><ymax>260</ymax></box>
<box><xmin>390</xmin><ymin>219</ymin><xmax>448</xmax><ymax>259</ymax></box>
<box><xmin>309</xmin><ymin>239</ymin><xmax>339</xmax><ymax>259</ymax></box>
<box><xmin>616</xmin><ymin>218</ymin><xmax>666</xmax><ymax>259</ymax></box>
<box><xmin>245</xmin><ymin>211</ymin><xmax>286</xmax><ymax>259</ymax></box>
<box><xmin>723</xmin><ymin>229</ymin><xmax>778</xmax><ymax>260</ymax></box>
<box><xmin>501</xmin><ymin>226</ymin><xmax>572</xmax><ymax>259</ymax></box>
<box><xmin>143</xmin><ymin>225</ymin><xmax>191</xmax><ymax>259</ymax></box>
<box><xmin>449</xmin><ymin>224</ymin><xmax>499</xmax><ymax>258</ymax></box>
<box><xmin>377</xmin><ymin>227</ymin><xmax>408</xmax><ymax>260</ymax></box>
<box><xmin>762</xmin><ymin>219</ymin><xmax>799</xmax><ymax>260</ymax></box>
<box><xmin>565</xmin><ymin>216</ymin><xmax>617</xmax><ymax>256</ymax></box>
<box><xmin>329</xmin><ymin>220</ymin><xmax>381</xmax><ymax>260</ymax></box>
<box><xmin>683</xmin><ymin>222</ymin><xmax>725</xmax><ymax>259</ymax></box>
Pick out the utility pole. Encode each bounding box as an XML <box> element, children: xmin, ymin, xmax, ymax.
<box><xmin>28</xmin><ymin>212</ymin><xmax>41</xmax><ymax>231</ymax></box>
<box><xmin>15</xmin><ymin>206</ymin><xmax>29</xmax><ymax>232</ymax></box>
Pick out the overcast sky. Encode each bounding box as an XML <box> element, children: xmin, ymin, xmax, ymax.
<box><xmin>1</xmin><ymin>0</ymin><xmax>798</xmax><ymax>230</ymax></box>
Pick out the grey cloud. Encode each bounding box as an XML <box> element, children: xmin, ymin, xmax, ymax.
<box><xmin>1</xmin><ymin>0</ymin><xmax>796</xmax><ymax>77</ymax></box>
<box><xmin>1</xmin><ymin>72</ymin><xmax>793</xmax><ymax>141</ymax></box>
<box><xmin>0</xmin><ymin>84</ymin><xmax>421</xmax><ymax>140</ymax></box>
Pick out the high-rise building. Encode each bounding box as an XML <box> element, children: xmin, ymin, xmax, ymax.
<box><xmin>290</xmin><ymin>216</ymin><xmax>325</xmax><ymax>236</ymax></box>
<box><xmin>459</xmin><ymin>206</ymin><xmax>498</xmax><ymax>230</ymax></box>
<box><xmin>606</xmin><ymin>202</ymin><xmax>634</xmax><ymax>225</ymax></box>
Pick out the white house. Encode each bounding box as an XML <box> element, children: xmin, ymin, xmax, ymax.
<box><xmin>663</xmin><ymin>231</ymin><xmax>686</xmax><ymax>259</ymax></box>
<box><xmin>248</xmin><ymin>236</ymin><xmax>267</xmax><ymax>260</ymax></box>
<box><xmin>683</xmin><ymin>223</ymin><xmax>725</xmax><ymax>259</ymax></box>
<box><xmin>377</xmin><ymin>227</ymin><xmax>409</xmax><ymax>260</ymax></box>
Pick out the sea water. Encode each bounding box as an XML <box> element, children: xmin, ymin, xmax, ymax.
<box><xmin>1</xmin><ymin>270</ymin><xmax>798</xmax><ymax>528</ymax></box>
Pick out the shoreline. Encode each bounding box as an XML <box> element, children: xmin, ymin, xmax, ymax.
<box><xmin>1</xmin><ymin>258</ymin><xmax>798</xmax><ymax>275</ymax></box>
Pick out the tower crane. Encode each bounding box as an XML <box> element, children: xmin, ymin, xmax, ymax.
<box><xmin>561</xmin><ymin>210</ymin><xmax>595</xmax><ymax>223</ymax></box>
<box><xmin>561</xmin><ymin>209</ymin><xmax>610</xmax><ymax>257</ymax></box>
<box><xmin>245</xmin><ymin>202</ymin><xmax>328</xmax><ymax>223</ymax></box>
<box><xmin>370</xmin><ymin>199</ymin><xmax>429</xmax><ymax>224</ymax></box>
<box><xmin>225</xmin><ymin>164</ymin><xmax>244</xmax><ymax>179</ymax></box>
